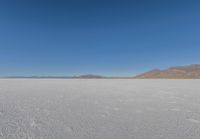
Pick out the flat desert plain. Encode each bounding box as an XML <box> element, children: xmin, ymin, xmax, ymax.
<box><xmin>0</xmin><ymin>79</ymin><xmax>200</xmax><ymax>139</ymax></box>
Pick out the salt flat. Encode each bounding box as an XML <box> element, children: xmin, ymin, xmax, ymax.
<box><xmin>0</xmin><ymin>79</ymin><xmax>200</xmax><ymax>139</ymax></box>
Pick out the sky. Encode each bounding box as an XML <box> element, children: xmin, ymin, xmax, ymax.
<box><xmin>0</xmin><ymin>0</ymin><xmax>200</xmax><ymax>76</ymax></box>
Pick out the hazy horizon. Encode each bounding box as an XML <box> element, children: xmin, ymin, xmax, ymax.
<box><xmin>0</xmin><ymin>0</ymin><xmax>200</xmax><ymax>76</ymax></box>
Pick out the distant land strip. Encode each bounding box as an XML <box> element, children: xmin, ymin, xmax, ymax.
<box><xmin>2</xmin><ymin>64</ymin><xmax>200</xmax><ymax>79</ymax></box>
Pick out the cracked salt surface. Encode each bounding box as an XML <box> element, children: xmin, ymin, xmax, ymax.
<box><xmin>186</xmin><ymin>118</ymin><xmax>200</xmax><ymax>124</ymax></box>
<box><xmin>0</xmin><ymin>79</ymin><xmax>200</xmax><ymax>138</ymax></box>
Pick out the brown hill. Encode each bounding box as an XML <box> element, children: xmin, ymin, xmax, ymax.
<box><xmin>135</xmin><ymin>64</ymin><xmax>200</xmax><ymax>79</ymax></box>
<box><xmin>76</xmin><ymin>74</ymin><xmax>104</xmax><ymax>79</ymax></box>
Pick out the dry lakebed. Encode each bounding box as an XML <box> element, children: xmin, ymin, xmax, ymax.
<box><xmin>0</xmin><ymin>79</ymin><xmax>200</xmax><ymax>139</ymax></box>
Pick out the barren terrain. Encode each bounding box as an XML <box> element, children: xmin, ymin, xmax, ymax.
<box><xmin>0</xmin><ymin>79</ymin><xmax>200</xmax><ymax>139</ymax></box>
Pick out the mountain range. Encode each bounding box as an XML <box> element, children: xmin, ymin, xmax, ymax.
<box><xmin>135</xmin><ymin>64</ymin><xmax>200</xmax><ymax>79</ymax></box>
<box><xmin>3</xmin><ymin>64</ymin><xmax>200</xmax><ymax>79</ymax></box>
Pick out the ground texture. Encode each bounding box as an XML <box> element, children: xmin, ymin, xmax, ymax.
<box><xmin>0</xmin><ymin>79</ymin><xmax>200</xmax><ymax>139</ymax></box>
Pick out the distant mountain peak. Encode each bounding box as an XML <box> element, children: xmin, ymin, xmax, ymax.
<box><xmin>76</xmin><ymin>74</ymin><xmax>104</xmax><ymax>79</ymax></box>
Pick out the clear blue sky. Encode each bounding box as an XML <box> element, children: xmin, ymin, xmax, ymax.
<box><xmin>0</xmin><ymin>0</ymin><xmax>200</xmax><ymax>76</ymax></box>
